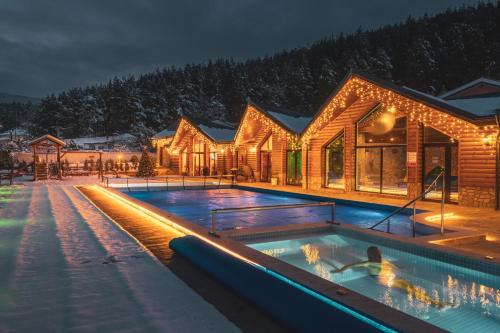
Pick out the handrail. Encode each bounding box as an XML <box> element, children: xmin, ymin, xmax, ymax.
<box><xmin>209</xmin><ymin>201</ymin><xmax>336</xmax><ymax>236</ymax></box>
<box><xmin>368</xmin><ymin>171</ymin><xmax>445</xmax><ymax>237</ymax></box>
<box><xmin>102</xmin><ymin>174</ymin><xmax>235</xmax><ymax>190</ymax></box>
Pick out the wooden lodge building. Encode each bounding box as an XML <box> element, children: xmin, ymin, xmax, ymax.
<box><xmin>154</xmin><ymin>71</ymin><xmax>500</xmax><ymax>209</ymax></box>
<box><xmin>233</xmin><ymin>101</ymin><xmax>312</xmax><ymax>185</ymax></box>
<box><xmin>301</xmin><ymin>71</ymin><xmax>500</xmax><ymax>209</ymax></box>
<box><xmin>163</xmin><ymin>116</ymin><xmax>236</xmax><ymax>176</ymax></box>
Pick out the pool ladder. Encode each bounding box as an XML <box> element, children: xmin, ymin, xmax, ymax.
<box><xmin>368</xmin><ymin>171</ymin><xmax>445</xmax><ymax>237</ymax></box>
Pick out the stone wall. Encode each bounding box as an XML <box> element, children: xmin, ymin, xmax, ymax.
<box><xmin>459</xmin><ymin>186</ymin><xmax>496</xmax><ymax>208</ymax></box>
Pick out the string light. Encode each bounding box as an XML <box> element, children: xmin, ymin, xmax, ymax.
<box><xmin>302</xmin><ymin>76</ymin><xmax>499</xmax><ymax>150</ymax></box>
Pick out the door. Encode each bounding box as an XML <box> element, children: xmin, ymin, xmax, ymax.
<box><xmin>423</xmin><ymin>145</ymin><xmax>458</xmax><ymax>203</ymax></box>
<box><xmin>260</xmin><ymin>151</ymin><xmax>271</xmax><ymax>182</ymax></box>
<box><xmin>287</xmin><ymin>150</ymin><xmax>302</xmax><ymax>185</ymax></box>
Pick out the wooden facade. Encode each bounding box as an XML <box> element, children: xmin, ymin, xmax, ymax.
<box><xmin>233</xmin><ymin>101</ymin><xmax>311</xmax><ymax>185</ymax></box>
<box><xmin>168</xmin><ymin>117</ymin><xmax>235</xmax><ymax>176</ymax></box>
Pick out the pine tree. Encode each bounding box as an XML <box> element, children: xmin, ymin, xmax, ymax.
<box><xmin>136</xmin><ymin>150</ymin><xmax>155</xmax><ymax>177</ymax></box>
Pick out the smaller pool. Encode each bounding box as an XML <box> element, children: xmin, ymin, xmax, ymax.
<box><xmin>248</xmin><ymin>233</ymin><xmax>500</xmax><ymax>333</ymax></box>
<box><xmin>125</xmin><ymin>188</ymin><xmax>434</xmax><ymax>236</ymax></box>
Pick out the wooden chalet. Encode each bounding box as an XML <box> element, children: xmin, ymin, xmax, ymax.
<box><xmin>234</xmin><ymin>101</ymin><xmax>311</xmax><ymax>185</ymax></box>
<box><xmin>301</xmin><ymin>71</ymin><xmax>500</xmax><ymax>208</ymax></box>
<box><xmin>168</xmin><ymin>116</ymin><xmax>236</xmax><ymax>176</ymax></box>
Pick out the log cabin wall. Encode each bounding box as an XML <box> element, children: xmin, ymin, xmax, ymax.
<box><xmin>235</xmin><ymin>105</ymin><xmax>295</xmax><ymax>184</ymax></box>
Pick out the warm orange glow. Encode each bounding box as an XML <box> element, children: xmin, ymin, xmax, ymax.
<box><xmin>91</xmin><ymin>186</ymin><xmax>263</xmax><ymax>267</ymax></box>
<box><xmin>424</xmin><ymin>212</ymin><xmax>455</xmax><ymax>222</ymax></box>
<box><xmin>249</xmin><ymin>146</ymin><xmax>257</xmax><ymax>153</ymax></box>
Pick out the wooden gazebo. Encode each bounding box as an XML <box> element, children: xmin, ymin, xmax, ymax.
<box><xmin>28</xmin><ymin>134</ymin><xmax>66</xmax><ymax>181</ymax></box>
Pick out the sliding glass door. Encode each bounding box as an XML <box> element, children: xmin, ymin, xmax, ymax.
<box><xmin>356</xmin><ymin>106</ymin><xmax>407</xmax><ymax>195</ymax></box>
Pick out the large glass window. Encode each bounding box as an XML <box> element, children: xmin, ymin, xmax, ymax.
<box><xmin>193</xmin><ymin>141</ymin><xmax>205</xmax><ymax>176</ymax></box>
<box><xmin>356</xmin><ymin>105</ymin><xmax>407</xmax><ymax>195</ymax></box>
<box><xmin>287</xmin><ymin>150</ymin><xmax>302</xmax><ymax>185</ymax></box>
<box><xmin>325</xmin><ymin>134</ymin><xmax>344</xmax><ymax>189</ymax></box>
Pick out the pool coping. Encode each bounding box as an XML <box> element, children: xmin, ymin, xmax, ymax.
<box><xmin>93</xmin><ymin>185</ymin><xmax>491</xmax><ymax>333</ymax></box>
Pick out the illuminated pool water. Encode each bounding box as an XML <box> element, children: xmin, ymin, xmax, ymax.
<box><xmin>125</xmin><ymin>188</ymin><xmax>434</xmax><ymax>236</ymax></box>
<box><xmin>248</xmin><ymin>233</ymin><xmax>500</xmax><ymax>333</ymax></box>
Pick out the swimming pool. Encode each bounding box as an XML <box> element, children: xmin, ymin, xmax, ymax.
<box><xmin>248</xmin><ymin>233</ymin><xmax>500</xmax><ymax>333</ymax></box>
<box><xmin>125</xmin><ymin>188</ymin><xmax>434</xmax><ymax>236</ymax></box>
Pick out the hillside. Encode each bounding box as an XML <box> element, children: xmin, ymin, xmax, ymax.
<box><xmin>0</xmin><ymin>93</ymin><xmax>40</xmax><ymax>104</ymax></box>
<box><xmin>20</xmin><ymin>2</ymin><xmax>500</xmax><ymax>143</ymax></box>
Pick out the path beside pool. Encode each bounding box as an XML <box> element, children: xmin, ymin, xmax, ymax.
<box><xmin>0</xmin><ymin>181</ymin><xmax>242</xmax><ymax>333</ymax></box>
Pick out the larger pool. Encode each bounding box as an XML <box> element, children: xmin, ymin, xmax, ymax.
<box><xmin>125</xmin><ymin>188</ymin><xmax>433</xmax><ymax>236</ymax></box>
<box><xmin>248</xmin><ymin>233</ymin><xmax>500</xmax><ymax>333</ymax></box>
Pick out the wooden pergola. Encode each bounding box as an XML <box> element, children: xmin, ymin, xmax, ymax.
<box><xmin>28</xmin><ymin>134</ymin><xmax>66</xmax><ymax>181</ymax></box>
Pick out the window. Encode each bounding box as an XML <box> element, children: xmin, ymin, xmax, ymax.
<box><xmin>356</xmin><ymin>105</ymin><xmax>407</xmax><ymax>195</ymax></box>
<box><xmin>325</xmin><ymin>133</ymin><xmax>344</xmax><ymax>189</ymax></box>
<box><xmin>192</xmin><ymin>141</ymin><xmax>205</xmax><ymax>176</ymax></box>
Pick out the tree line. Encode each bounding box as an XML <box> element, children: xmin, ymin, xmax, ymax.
<box><xmin>2</xmin><ymin>2</ymin><xmax>498</xmax><ymax>144</ymax></box>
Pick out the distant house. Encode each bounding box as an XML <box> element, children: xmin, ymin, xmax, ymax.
<box><xmin>168</xmin><ymin>116</ymin><xmax>236</xmax><ymax>176</ymax></box>
<box><xmin>65</xmin><ymin>133</ymin><xmax>138</xmax><ymax>151</ymax></box>
<box><xmin>0</xmin><ymin>128</ymin><xmax>29</xmax><ymax>145</ymax></box>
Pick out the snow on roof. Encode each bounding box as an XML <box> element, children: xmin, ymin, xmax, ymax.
<box><xmin>266</xmin><ymin>111</ymin><xmax>312</xmax><ymax>134</ymax></box>
<box><xmin>444</xmin><ymin>96</ymin><xmax>500</xmax><ymax>117</ymax></box>
<box><xmin>152</xmin><ymin>128</ymin><xmax>175</xmax><ymax>138</ymax></box>
<box><xmin>439</xmin><ymin>77</ymin><xmax>500</xmax><ymax>99</ymax></box>
<box><xmin>66</xmin><ymin>133</ymin><xmax>136</xmax><ymax>145</ymax></box>
<box><xmin>198</xmin><ymin>124</ymin><xmax>236</xmax><ymax>142</ymax></box>
<box><xmin>402</xmin><ymin>85</ymin><xmax>500</xmax><ymax>117</ymax></box>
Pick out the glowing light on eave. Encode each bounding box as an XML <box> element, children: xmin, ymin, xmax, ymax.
<box><xmin>302</xmin><ymin>77</ymin><xmax>498</xmax><ymax>148</ymax></box>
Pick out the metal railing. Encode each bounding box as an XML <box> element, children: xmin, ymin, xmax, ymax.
<box><xmin>368</xmin><ymin>171</ymin><xmax>445</xmax><ymax>237</ymax></box>
<box><xmin>102</xmin><ymin>174</ymin><xmax>235</xmax><ymax>191</ymax></box>
<box><xmin>208</xmin><ymin>201</ymin><xmax>336</xmax><ymax>236</ymax></box>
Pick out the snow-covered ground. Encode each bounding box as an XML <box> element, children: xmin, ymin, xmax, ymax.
<box><xmin>0</xmin><ymin>181</ymin><xmax>240</xmax><ymax>333</ymax></box>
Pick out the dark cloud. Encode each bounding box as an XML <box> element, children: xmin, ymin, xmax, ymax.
<box><xmin>0</xmin><ymin>0</ymin><xmax>481</xmax><ymax>97</ymax></box>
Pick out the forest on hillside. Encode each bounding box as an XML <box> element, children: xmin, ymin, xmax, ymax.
<box><xmin>1</xmin><ymin>1</ymin><xmax>499</xmax><ymax>144</ymax></box>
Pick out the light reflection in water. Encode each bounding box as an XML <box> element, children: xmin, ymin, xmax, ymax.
<box><xmin>251</xmin><ymin>235</ymin><xmax>500</xmax><ymax>332</ymax></box>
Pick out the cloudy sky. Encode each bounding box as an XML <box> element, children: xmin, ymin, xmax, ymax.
<box><xmin>0</xmin><ymin>0</ymin><xmax>481</xmax><ymax>97</ymax></box>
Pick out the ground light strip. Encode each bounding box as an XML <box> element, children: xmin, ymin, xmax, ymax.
<box><xmin>93</xmin><ymin>185</ymin><xmax>398</xmax><ymax>333</ymax></box>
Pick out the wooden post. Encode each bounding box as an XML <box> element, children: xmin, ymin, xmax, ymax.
<box><xmin>99</xmin><ymin>151</ymin><xmax>103</xmax><ymax>181</ymax></box>
<box><xmin>57</xmin><ymin>144</ymin><xmax>61</xmax><ymax>180</ymax></box>
<box><xmin>33</xmin><ymin>143</ymin><xmax>37</xmax><ymax>181</ymax></box>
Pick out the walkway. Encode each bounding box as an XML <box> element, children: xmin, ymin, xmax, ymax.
<box><xmin>0</xmin><ymin>180</ymin><xmax>240</xmax><ymax>333</ymax></box>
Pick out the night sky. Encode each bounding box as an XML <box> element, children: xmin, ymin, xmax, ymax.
<box><xmin>0</xmin><ymin>0</ymin><xmax>482</xmax><ymax>97</ymax></box>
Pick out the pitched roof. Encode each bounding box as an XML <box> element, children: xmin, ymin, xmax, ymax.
<box><xmin>28</xmin><ymin>134</ymin><xmax>66</xmax><ymax>146</ymax></box>
<box><xmin>181</xmin><ymin>115</ymin><xmax>236</xmax><ymax>143</ymax></box>
<box><xmin>247</xmin><ymin>100</ymin><xmax>312</xmax><ymax>134</ymax></box>
<box><xmin>152</xmin><ymin>121</ymin><xmax>179</xmax><ymax>139</ymax></box>
<box><xmin>152</xmin><ymin>128</ymin><xmax>175</xmax><ymax>139</ymax></box>
<box><xmin>439</xmin><ymin>77</ymin><xmax>500</xmax><ymax>100</ymax></box>
<box><xmin>318</xmin><ymin>70</ymin><xmax>498</xmax><ymax>129</ymax></box>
